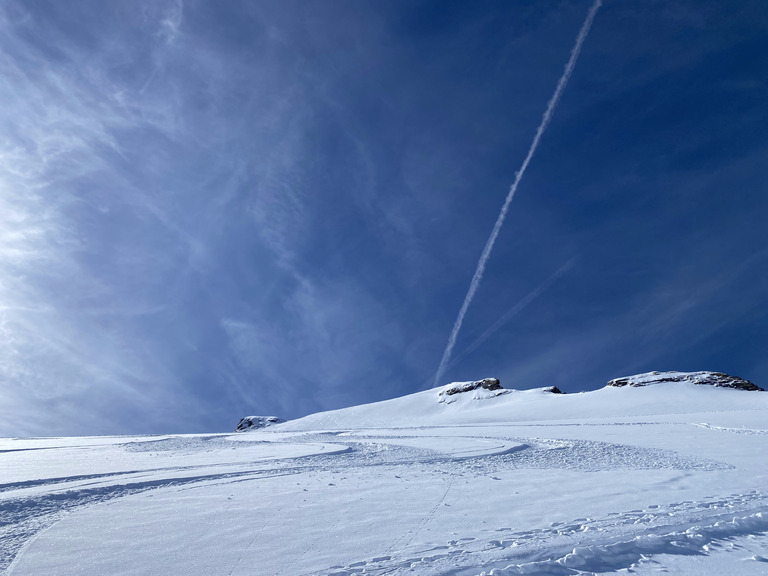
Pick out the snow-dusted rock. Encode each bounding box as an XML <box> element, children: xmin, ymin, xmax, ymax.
<box><xmin>440</xmin><ymin>377</ymin><xmax>502</xmax><ymax>397</ymax></box>
<box><xmin>544</xmin><ymin>386</ymin><xmax>565</xmax><ymax>394</ymax></box>
<box><xmin>438</xmin><ymin>378</ymin><xmax>508</xmax><ymax>404</ymax></box>
<box><xmin>234</xmin><ymin>416</ymin><xmax>285</xmax><ymax>432</ymax></box>
<box><xmin>607</xmin><ymin>371</ymin><xmax>763</xmax><ymax>391</ymax></box>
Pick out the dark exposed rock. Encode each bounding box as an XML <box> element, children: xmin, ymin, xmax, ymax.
<box><xmin>234</xmin><ymin>416</ymin><xmax>285</xmax><ymax>432</ymax></box>
<box><xmin>441</xmin><ymin>378</ymin><xmax>502</xmax><ymax>396</ymax></box>
<box><xmin>607</xmin><ymin>371</ymin><xmax>763</xmax><ymax>391</ymax></box>
<box><xmin>438</xmin><ymin>378</ymin><xmax>507</xmax><ymax>404</ymax></box>
<box><xmin>544</xmin><ymin>386</ymin><xmax>564</xmax><ymax>394</ymax></box>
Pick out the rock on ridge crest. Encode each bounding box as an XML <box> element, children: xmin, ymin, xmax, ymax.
<box><xmin>234</xmin><ymin>416</ymin><xmax>285</xmax><ymax>432</ymax></box>
<box><xmin>607</xmin><ymin>371</ymin><xmax>763</xmax><ymax>391</ymax></box>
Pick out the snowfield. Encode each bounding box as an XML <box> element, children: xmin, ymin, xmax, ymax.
<box><xmin>2</xmin><ymin>381</ymin><xmax>768</xmax><ymax>575</ymax></box>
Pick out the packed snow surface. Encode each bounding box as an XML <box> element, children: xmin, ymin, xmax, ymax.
<box><xmin>2</xmin><ymin>382</ymin><xmax>768</xmax><ymax>575</ymax></box>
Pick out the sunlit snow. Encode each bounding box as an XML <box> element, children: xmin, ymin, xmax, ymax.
<box><xmin>2</xmin><ymin>381</ymin><xmax>768</xmax><ymax>575</ymax></box>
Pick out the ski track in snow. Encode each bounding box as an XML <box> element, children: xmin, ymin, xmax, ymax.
<box><xmin>316</xmin><ymin>492</ymin><xmax>768</xmax><ymax>576</ymax></box>
<box><xmin>0</xmin><ymin>465</ymin><xmax>301</xmax><ymax>572</ymax></box>
<box><xmin>690</xmin><ymin>423</ymin><xmax>768</xmax><ymax>436</ymax></box>
<box><xmin>0</xmin><ymin>426</ymin><xmax>750</xmax><ymax>574</ymax></box>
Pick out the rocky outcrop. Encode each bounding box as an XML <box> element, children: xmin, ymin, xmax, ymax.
<box><xmin>234</xmin><ymin>416</ymin><xmax>285</xmax><ymax>432</ymax></box>
<box><xmin>440</xmin><ymin>378</ymin><xmax>502</xmax><ymax>396</ymax></box>
<box><xmin>544</xmin><ymin>386</ymin><xmax>565</xmax><ymax>394</ymax></box>
<box><xmin>607</xmin><ymin>371</ymin><xmax>763</xmax><ymax>391</ymax></box>
<box><xmin>437</xmin><ymin>378</ymin><xmax>508</xmax><ymax>404</ymax></box>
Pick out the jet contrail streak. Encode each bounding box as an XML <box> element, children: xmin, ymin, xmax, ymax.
<box><xmin>423</xmin><ymin>259</ymin><xmax>574</xmax><ymax>390</ymax></box>
<box><xmin>433</xmin><ymin>0</ymin><xmax>601</xmax><ymax>388</ymax></box>
<box><xmin>461</xmin><ymin>258</ymin><xmax>575</xmax><ymax>358</ymax></box>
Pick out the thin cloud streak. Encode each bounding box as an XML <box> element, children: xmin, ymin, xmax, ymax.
<box><xmin>461</xmin><ymin>259</ymin><xmax>575</xmax><ymax>358</ymax></box>
<box><xmin>422</xmin><ymin>259</ymin><xmax>574</xmax><ymax>389</ymax></box>
<box><xmin>0</xmin><ymin>0</ymin><xmax>210</xmax><ymax>435</ymax></box>
<box><xmin>433</xmin><ymin>0</ymin><xmax>602</xmax><ymax>387</ymax></box>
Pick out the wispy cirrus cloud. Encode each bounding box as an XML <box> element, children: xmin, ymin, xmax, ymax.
<box><xmin>2</xmin><ymin>0</ymin><xmax>766</xmax><ymax>436</ymax></box>
<box><xmin>0</xmin><ymin>0</ymin><xmax>210</xmax><ymax>435</ymax></box>
<box><xmin>0</xmin><ymin>0</ymin><xmax>425</xmax><ymax>434</ymax></box>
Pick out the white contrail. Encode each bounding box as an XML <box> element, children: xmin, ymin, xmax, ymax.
<box><xmin>422</xmin><ymin>259</ymin><xmax>574</xmax><ymax>389</ymax></box>
<box><xmin>433</xmin><ymin>0</ymin><xmax>601</xmax><ymax>388</ymax></box>
<box><xmin>460</xmin><ymin>258</ymin><xmax>575</xmax><ymax>358</ymax></box>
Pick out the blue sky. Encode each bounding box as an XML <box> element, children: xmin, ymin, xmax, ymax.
<box><xmin>1</xmin><ymin>0</ymin><xmax>767</xmax><ymax>436</ymax></box>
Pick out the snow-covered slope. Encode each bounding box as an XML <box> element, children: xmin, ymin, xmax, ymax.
<box><xmin>279</xmin><ymin>377</ymin><xmax>768</xmax><ymax>431</ymax></box>
<box><xmin>2</xmin><ymin>375</ymin><xmax>767</xmax><ymax>576</ymax></box>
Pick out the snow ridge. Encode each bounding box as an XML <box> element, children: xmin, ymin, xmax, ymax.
<box><xmin>607</xmin><ymin>370</ymin><xmax>763</xmax><ymax>391</ymax></box>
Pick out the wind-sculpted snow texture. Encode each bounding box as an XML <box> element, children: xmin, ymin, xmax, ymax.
<box><xmin>2</xmin><ymin>383</ymin><xmax>768</xmax><ymax>575</ymax></box>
